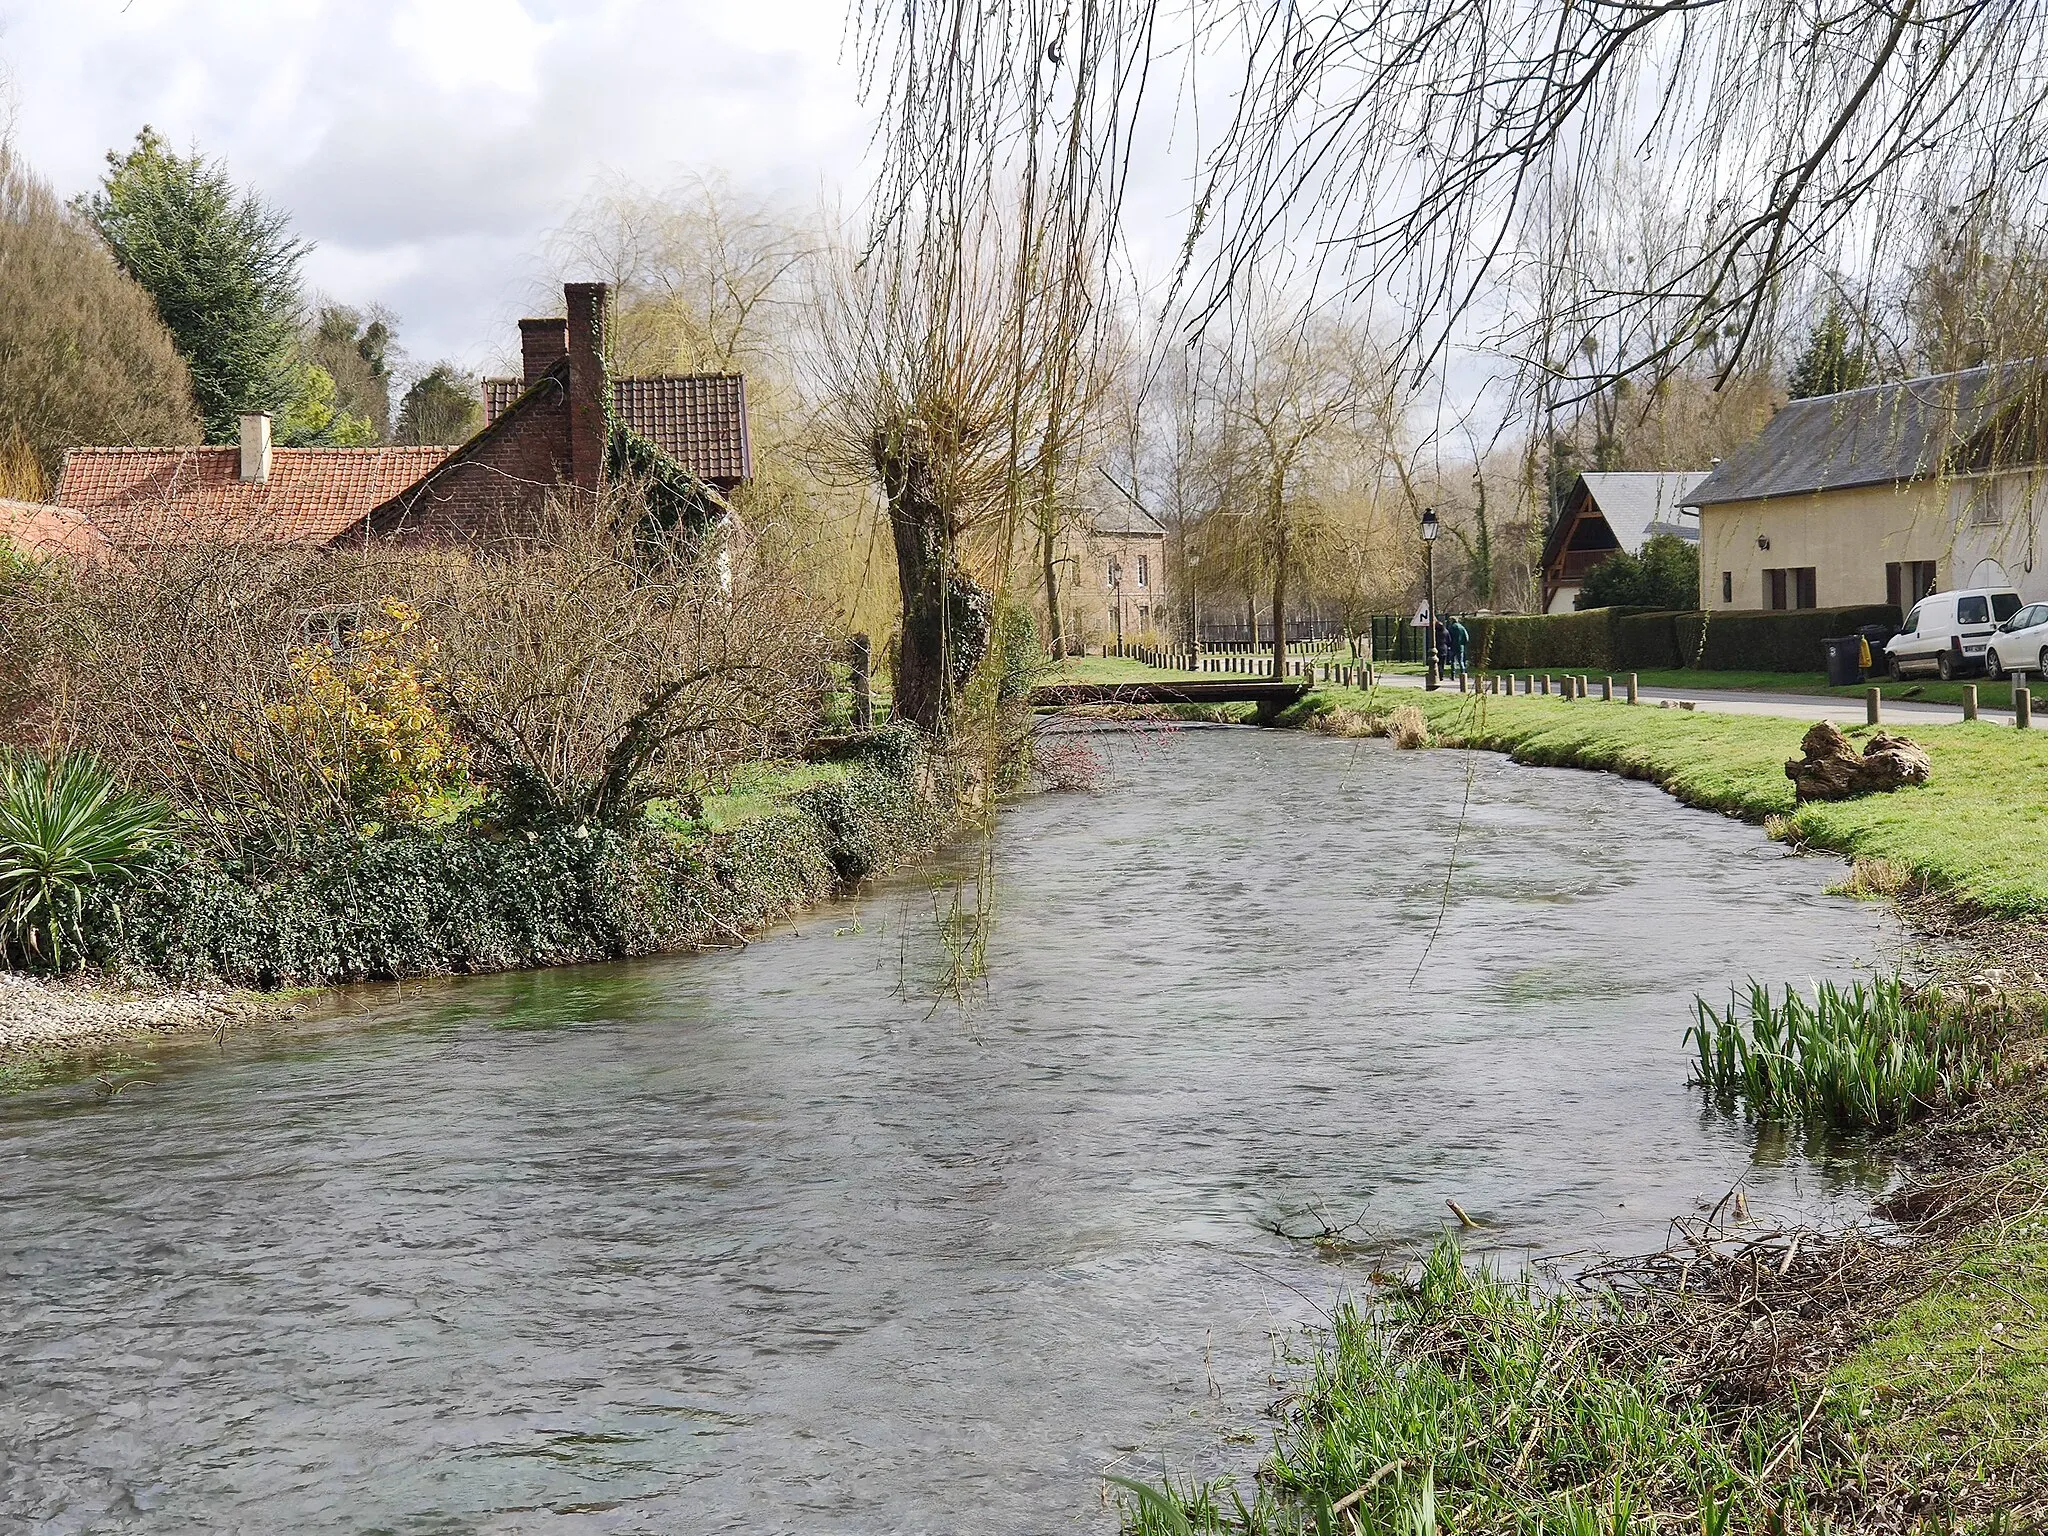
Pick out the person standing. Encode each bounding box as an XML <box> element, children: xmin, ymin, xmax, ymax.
<box><xmin>1447</xmin><ymin>614</ymin><xmax>1471</xmax><ymax>681</ymax></box>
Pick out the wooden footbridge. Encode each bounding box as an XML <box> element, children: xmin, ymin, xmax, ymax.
<box><xmin>1027</xmin><ymin>678</ymin><xmax>1313</xmax><ymax>710</ymax></box>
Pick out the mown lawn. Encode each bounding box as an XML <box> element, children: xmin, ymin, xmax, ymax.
<box><xmin>1305</xmin><ymin>684</ymin><xmax>2048</xmax><ymax>916</ymax></box>
<box><xmin>647</xmin><ymin>759</ymin><xmax>850</xmax><ymax>838</ymax></box>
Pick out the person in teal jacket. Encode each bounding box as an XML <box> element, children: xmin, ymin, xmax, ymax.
<box><xmin>1447</xmin><ymin>615</ymin><xmax>1471</xmax><ymax>680</ymax></box>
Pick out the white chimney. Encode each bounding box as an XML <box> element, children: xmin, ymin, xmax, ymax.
<box><xmin>239</xmin><ymin>412</ymin><xmax>272</xmax><ymax>483</ymax></box>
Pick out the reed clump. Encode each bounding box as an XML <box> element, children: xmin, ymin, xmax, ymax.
<box><xmin>1687</xmin><ymin>978</ymin><xmax>1995</xmax><ymax>1133</ymax></box>
<box><xmin>1387</xmin><ymin>704</ymin><xmax>1429</xmax><ymax>749</ymax></box>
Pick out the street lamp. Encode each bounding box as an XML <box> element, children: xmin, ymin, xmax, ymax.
<box><xmin>1421</xmin><ymin>507</ymin><xmax>1441</xmax><ymax>691</ymax></box>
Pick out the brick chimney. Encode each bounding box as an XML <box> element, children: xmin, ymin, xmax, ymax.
<box><xmin>564</xmin><ymin>282</ymin><xmax>609</xmax><ymax>497</ymax></box>
<box><xmin>519</xmin><ymin>317</ymin><xmax>569</xmax><ymax>385</ymax></box>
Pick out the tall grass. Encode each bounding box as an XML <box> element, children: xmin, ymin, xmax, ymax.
<box><xmin>1117</xmin><ymin>1239</ymin><xmax>1803</xmax><ymax>1535</ymax></box>
<box><xmin>1688</xmin><ymin>978</ymin><xmax>1992</xmax><ymax>1133</ymax></box>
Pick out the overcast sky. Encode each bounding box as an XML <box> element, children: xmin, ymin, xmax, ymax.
<box><xmin>1</xmin><ymin>0</ymin><xmax>877</xmax><ymax>375</ymax></box>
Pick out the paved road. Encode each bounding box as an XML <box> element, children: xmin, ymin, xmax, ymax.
<box><xmin>1372</xmin><ymin>668</ymin><xmax>2046</xmax><ymax>729</ymax></box>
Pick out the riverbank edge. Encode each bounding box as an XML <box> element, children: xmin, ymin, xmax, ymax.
<box><xmin>3</xmin><ymin>730</ymin><xmax>968</xmax><ymax>1081</ymax></box>
<box><xmin>1112</xmin><ymin>685</ymin><xmax>2048</xmax><ymax>1529</ymax></box>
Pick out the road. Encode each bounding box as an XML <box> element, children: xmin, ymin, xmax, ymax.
<box><xmin>1372</xmin><ymin>668</ymin><xmax>2046</xmax><ymax>729</ymax></box>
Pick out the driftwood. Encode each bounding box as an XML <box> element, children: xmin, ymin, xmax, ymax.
<box><xmin>1785</xmin><ymin>720</ymin><xmax>1931</xmax><ymax>802</ymax></box>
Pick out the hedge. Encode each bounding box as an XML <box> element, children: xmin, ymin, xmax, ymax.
<box><xmin>82</xmin><ymin>726</ymin><xmax>949</xmax><ymax>989</ymax></box>
<box><xmin>1465</xmin><ymin>604</ymin><xmax>1898</xmax><ymax>674</ymax></box>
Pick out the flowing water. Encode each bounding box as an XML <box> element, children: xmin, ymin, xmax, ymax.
<box><xmin>1</xmin><ymin>726</ymin><xmax>1897</xmax><ymax>1534</ymax></box>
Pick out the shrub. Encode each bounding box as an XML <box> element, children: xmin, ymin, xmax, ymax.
<box><xmin>1465</xmin><ymin>603</ymin><xmax>1898</xmax><ymax>674</ymax></box>
<box><xmin>1575</xmin><ymin>533</ymin><xmax>1700</xmax><ymax>611</ymax></box>
<box><xmin>1682</xmin><ymin>605</ymin><xmax>1898</xmax><ymax>671</ymax></box>
<box><xmin>0</xmin><ymin>754</ymin><xmax>168</xmax><ymax>970</ymax></box>
<box><xmin>1387</xmin><ymin>704</ymin><xmax>1428</xmax><ymax>748</ymax></box>
<box><xmin>270</xmin><ymin>600</ymin><xmax>464</xmax><ymax>821</ymax></box>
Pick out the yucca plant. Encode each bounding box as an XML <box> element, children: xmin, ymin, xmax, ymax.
<box><xmin>0</xmin><ymin>752</ymin><xmax>168</xmax><ymax>971</ymax></box>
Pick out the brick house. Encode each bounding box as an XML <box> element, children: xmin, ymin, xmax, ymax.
<box><xmin>52</xmin><ymin>283</ymin><xmax>749</xmax><ymax>550</ymax></box>
<box><xmin>1082</xmin><ymin>504</ymin><xmax>1169</xmax><ymax>650</ymax></box>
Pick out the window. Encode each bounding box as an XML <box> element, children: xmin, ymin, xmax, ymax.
<box><xmin>1994</xmin><ymin>592</ymin><xmax>2022</xmax><ymax>622</ymax></box>
<box><xmin>1137</xmin><ymin>605</ymin><xmax>1149</xmax><ymax>628</ymax></box>
<box><xmin>1136</xmin><ymin>553</ymin><xmax>1149</xmax><ymax>588</ymax></box>
<box><xmin>1764</xmin><ymin>568</ymin><xmax>1817</xmax><ymax>610</ymax></box>
<box><xmin>1966</xmin><ymin>482</ymin><xmax>2003</xmax><ymax>526</ymax></box>
<box><xmin>1957</xmin><ymin>595</ymin><xmax>1990</xmax><ymax>625</ymax></box>
<box><xmin>1107</xmin><ymin>557</ymin><xmax>1121</xmax><ymax>589</ymax></box>
<box><xmin>1903</xmin><ymin>603</ymin><xmax>1923</xmax><ymax>634</ymax></box>
<box><xmin>1721</xmin><ymin>570</ymin><xmax>1732</xmax><ymax>603</ymax></box>
<box><xmin>1886</xmin><ymin>561</ymin><xmax>1938</xmax><ymax>610</ymax></box>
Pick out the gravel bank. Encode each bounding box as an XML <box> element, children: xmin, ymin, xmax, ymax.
<box><xmin>0</xmin><ymin>973</ymin><xmax>301</xmax><ymax>1065</ymax></box>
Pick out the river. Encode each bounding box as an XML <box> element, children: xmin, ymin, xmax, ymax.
<box><xmin>0</xmin><ymin>726</ymin><xmax>1896</xmax><ymax>1533</ymax></box>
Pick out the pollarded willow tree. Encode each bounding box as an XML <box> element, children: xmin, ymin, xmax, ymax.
<box><xmin>832</xmin><ymin>0</ymin><xmax>1164</xmax><ymax>737</ymax></box>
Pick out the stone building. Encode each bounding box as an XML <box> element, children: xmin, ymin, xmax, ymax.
<box><xmin>1079</xmin><ymin>504</ymin><xmax>1169</xmax><ymax>650</ymax></box>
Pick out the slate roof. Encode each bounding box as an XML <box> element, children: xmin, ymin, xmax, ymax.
<box><xmin>1688</xmin><ymin>364</ymin><xmax>2048</xmax><ymax>505</ymax></box>
<box><xmin>1091</xmin><ymin>503</ymin><xmax>1167</xmax><ymax>538</ymax></box>
<box><xmin>53</xmin><ymin>446</ymin><xmax>456</xmax><ymax>547</ymax></box>
<box><xmin>1539</xmin><ymin>472</ymin><xmax>1707</xmax><ymax>574</ymax></box>
<box><xmin>0</xmin><ymin>499</ymin><xmax>116</xmax><ymax>563</ymax></box>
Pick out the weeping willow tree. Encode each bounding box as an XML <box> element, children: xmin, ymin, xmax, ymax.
<box><xmin>824</xmin><ymin>0</ymin><xmax>1164</xmax><ymax>737</ymax></box>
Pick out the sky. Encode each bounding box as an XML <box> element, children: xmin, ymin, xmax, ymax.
<box><xmin>0</xmin><ymin>0</ymin><xmax>878</xmax><ymax>376</ymax></box>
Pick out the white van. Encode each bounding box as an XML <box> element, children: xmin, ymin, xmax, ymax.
<box><xmin>1886</xmin><ymin>588</ymin><xmax>2023</xmax><ymax>680</ymax></box>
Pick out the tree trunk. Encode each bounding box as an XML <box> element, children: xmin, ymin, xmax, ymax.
<box><xmin>874</xmin><ymin>425</ymin><xmax>991</xmax><ymax>735</ymax></box>
<box><xmin>1269</xmin><ymin>515</ymin><xmax>1289</xmax><ymax>680</ymax></box>
<box><xmin>1041</xmin><ymin>527</ymin><xmax>1065</xmax><ymax>659</ymax></box>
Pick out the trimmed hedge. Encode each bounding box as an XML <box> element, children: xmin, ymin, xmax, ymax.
<box><xmin>1466</xmin><ymin>604</ymin><xmax>1898</xmax><ymax>674</ymax></box>
<box><xmin>83</xmin><ymin>726</ymin><xmax>948</xmax><ymax>989</ymax></box>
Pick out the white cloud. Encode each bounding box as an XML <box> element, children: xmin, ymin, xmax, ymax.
<box><xmin>0</xmin><ymin>0</ymin><xmax>870</xmax><ymax>368</ymax></box>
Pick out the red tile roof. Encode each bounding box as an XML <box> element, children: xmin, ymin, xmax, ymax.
<box><xmin>612</xmin><ymin>374</ymin><xmax>751</xmax><ymax>484</ymax></box>
<box><xmin>0</xmin><ymin>499</ymin><xmax>117</xmax><ymax>563</ymax></box>
<box><xmin>485</xmin><ymin>372</ymin><xmax>752</xmax><ymax>484</ymax></box>
<box><xmin>53</xmin><ymin>446</ymin><xmax>456</xmax><ymax>547</ymax></box>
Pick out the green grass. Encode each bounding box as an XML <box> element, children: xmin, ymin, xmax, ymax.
<box><xmin>1049</xmin><ymin>655</ymin><xmax>1205</xmax><ymax>683</ymax></box>
<box><xmin>1300</xmin><ymin>684</ymin><xmax>2048</xmax><ymax>917</ymax></box>
<box><xmin>1688</xmin><ymin>978</ymin><xmax>1993</xmax><ymax>1132</ymax></box>
<box><xmin>1119</xmin><ymin>1238</ymin><xmax>1809</xmax><ymax>1535</ymax></box>
<box><xmin>646</xmin><ymin>759</ymin><xmax>850</xmax><ymax>839</ymax></box>
<box><xmin>1830</xmin><ymin>1203</ymin><xmax>2048</xmax><ymax>1495</ymax></box>
<box><xmin>1613</xmin><ymin>667</ymin><xmax>2044</xmax><ymax>713</ymax></box>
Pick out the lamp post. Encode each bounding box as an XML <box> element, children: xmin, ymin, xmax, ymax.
<box><xmin>1421</xmin><ymin>507</ymin><xmax>1441</xmax><ymax>691</ymax></box>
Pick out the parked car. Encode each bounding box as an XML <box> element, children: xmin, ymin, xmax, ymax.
<box><xmin>1984</xmin><ymin>601</ymin><xmax>2048</xmax><ymax>680</ymax></box>
<box><xmin>1885</xmin><ymin>588</ymin><xmax>2023</xmax><ymax>680</ymax></box>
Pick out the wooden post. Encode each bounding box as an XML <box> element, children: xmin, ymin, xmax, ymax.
<box><xmin>1539</xmin><ymin>675</ymin><xmax>1549</xmax><ymax>695</ymax></box>
<box><xmin>2017</xmin><ymin>678</ymin><xmax>2033</xmax><ymax>730</ymax></box>
<box><xmin>1601</xmin><ymin>675</ymin><xmax>1613</xmax><ymax>701</ymax></box>
<box><xmin>1963</xmin><ymin>684</ymin><xmax>1978</xmax><ymax>722</ymax></box>
<box><xmin>850</xmin><ymin>631</ymin><xmax>874</xmax><ymax>731</ymax></box>
<box><xmin>1627</xmin><ymin>673</ymin><xmax>1639</xmax><ymax>705</ymax></box>
<box><xmin>1866</xmin><ymin>687</ymin><xmax>1881</xmax><ymax>726</ymax></box>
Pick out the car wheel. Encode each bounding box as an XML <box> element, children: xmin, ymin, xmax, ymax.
<box><xmin>1987</xmin><ymin>649</ymin><xmax>2005</xmax><ymax>681</ymax></box>
<box><xmin>2039</xmin><ymin>644</ymin><xmax>2048</xmax><ymax>676</ymax></box>
<box><xmin>1938</xmin><ymin>650</ymin><xmax>1956</xmax><ymax>681</ymax></box>
<box><xmin>1889</xmin><ymin>652</ymin><xmax>1905</xmax><ymax>681</ymax></box>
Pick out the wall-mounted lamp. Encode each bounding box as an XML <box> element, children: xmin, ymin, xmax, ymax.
<box><xmin>1756</xmin><ymin>534</ymin><xmax>1771</xmax><ymax>551</ymax></box>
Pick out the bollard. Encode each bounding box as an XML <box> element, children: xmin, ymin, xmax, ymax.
<box><xmin>1601</xmin><ymin>675</ymin><xmax>1613</xmax><ymax>701</ymax></box>
<box><xmin>1540</xmin><ymin>675</ymin><xmax>1550</xmax><ymax>696</ymax></box>
<box><xmin>1866</xmin><ymin>687</ymin><xmax>1881</xmax><ymax>727</ymax></box>
<box><xmin>2018</xmin><ymin>678</ymin><xmax>2033</xmax><ymax>730</ymax></box>
<box><xmin>1963</xmin><ymin>683</ymin><xmax>1977</xmax><ymax>722</ymax></box>
<box><xmin>1626</xmin><ymin>673</ymin><xmax>1639</xmax><ymax>705</ymax></box>
<box><xmin>1458</xmin><ymin>673</ymin><xmax>1467</xmax><ymax>693</ymax></box>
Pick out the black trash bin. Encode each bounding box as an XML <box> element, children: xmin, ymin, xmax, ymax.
<box><xmin>1823</xmin><ymin>635</ymin><xmax>1863</xmax><ymax>687</ymax></box>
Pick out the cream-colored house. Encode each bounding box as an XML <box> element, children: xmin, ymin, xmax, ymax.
<box><xmin>1690</xmin><ymin>364</ymin><xmax>2048</xmax><ymax>612</ymax></box>
<box><xmin>1074</xmin><ymin>504</ymin><xmax>1169</xmax><ymax>650</ymax></box>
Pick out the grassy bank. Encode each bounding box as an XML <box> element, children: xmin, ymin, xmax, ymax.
<box><xmin>1286</xmin><ymin>683</ymin><xmax>2048</xmax><ymax>917</ymax></box>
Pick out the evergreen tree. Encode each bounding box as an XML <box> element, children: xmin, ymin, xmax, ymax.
<box><xmin>81</xmin><ymin>128</ymin><xmax>308</xmax><ymax>443</ymax></box>
<box><xmin>1788</xmin><ymin>304</ymin><xmax>1870</xmax><ymax>399</ymax></box>
<box><xmin>305</xmin><ymin>305</ymin><xmax>395</xmax><ymax>440</ymax></box>
<box><xmin>0</xmin><ymin>144</ymin><xmax>200</xmax><ymax>487</ymax></box>
<box><xmin>394</xmin><ymin>365</ymin><xmax>482</xmax><ymax>445</ymax></box>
